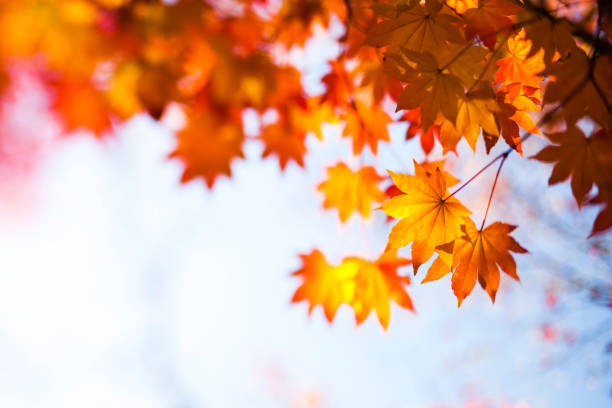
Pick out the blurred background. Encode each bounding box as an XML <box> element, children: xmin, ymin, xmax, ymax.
<box><xmin>0</xmin><ymin>2</ymin><xmax>610</xmax><ymax>408</ymax></box>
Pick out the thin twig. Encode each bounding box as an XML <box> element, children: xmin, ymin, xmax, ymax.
<box><xmin>444</xmin><ymin>152</ymin><xmax>507</xmax><ymax>201</ymax></box>
<box><xmin>480</xmin><ymin>153</ymin><xmax>508</xmax><ymax>230</ymax></box>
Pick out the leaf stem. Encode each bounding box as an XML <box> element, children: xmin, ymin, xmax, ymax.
<box><xmin>480</xmin><ymin>153</ymin><xmax>508</xmax><ymax>230</ymax></box>
<box><xmin>444</xmin><ymin>152</ymin><xmax>507</xmax><ymax>201</ymax></box>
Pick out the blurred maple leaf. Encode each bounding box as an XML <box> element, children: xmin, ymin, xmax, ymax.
<box><xmin>318</xmin><ymin>162</ymin><xmax>385</xmax><ymax>223</ymax></box>
<box><xmin>291</xmin><ymin>250</ymin><xmax>414</xmax><ymax>329</ymax></box>
<box><xmin>169</xmin><ymin>107</ymin><xmax>244</xmax><ymax>187</ymax></box>
<box><xmin>51</xmin><ymin>79</ymin><xmax>112</xmax><ymax>137</ymax></box>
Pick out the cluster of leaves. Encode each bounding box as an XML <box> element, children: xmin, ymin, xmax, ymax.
<box><xmin>0</xmin><ymin>0</ymin><xmax>610</xmax><ymax>328</ymax></box>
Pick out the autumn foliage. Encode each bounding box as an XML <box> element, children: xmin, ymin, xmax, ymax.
<box><xmin>0</xmin><ymin>0</ymin><xmax>610</xmax><ymax>328</ymax></box>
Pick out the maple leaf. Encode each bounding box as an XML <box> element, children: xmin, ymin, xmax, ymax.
<box><xmin>420</xmin><ymin>160</ymin><xmax>460</xmax><ymax>187</ymax></box>
<box><xmin>365</xmin><ymin>0</ymin><xmax>464</xmax><ymax>51</ymax></box>
<box><xmin>441</xmin><ymin>44</ymin><xmax>491</xmax><ymax>90</ymax></box>
<box><xmin>495</xmin><ymin>29</ymin><xmax>545</xmax><ymax>87</ymax></box>
<box><xmin>543</xmin><ymin>49</ymin><xmax>612</xmax><ymax>127</ymax></box>
<box><xmin>264</xmin><ymin>66</ymin><xmax>305</xmax><ymax>107</ymax></box>
<box><xmin>522</xmin><ymin>15</ymin><xmax>575</xmax><ymax>63</ymax></box>
<box><xmin>463</xmin><ymin>0</ymin><xmax>524</xmax><ymax>50</ymax></box>
<box><xmin>169</xmin><ymin>108</ymin><xmax>245</xmax><ymax>188</ymax></box>
<box><xmin>260</xmin><ymin>121</ymin><xmax>307</xmax><ymax>171</ymax></box>
<box><xmin>178</xmin><ymin>40</ymin><xmax>218</xmax><ymax>96</ymax></box>
<box><xmin>209</xmin><ymin>51</ymin><xmax>277</xmax><ymax>110</ymax></box>
<box><xmin>448</xmin><ymin>217</ymin><xmax>527</xmax><ymax>306</ymax></box>
<box><xmin>439</xmin><ymin>89</ymin><xmax>500</xmax><ymax>153</ymax></box>
<box><xmin>52</xmin><ymin>79</ymin><xmax>112</xmax><ymax>137</ymax></box>
<box><xmin>533</xmin><ymin>126</ymin><xmax>612</xmax><ymax>206</ymax></box>
<box><xmin>318</xmin><ymin>162</ymin><xmax>385</xmax><ymax>223</ymax></box>
<box><xmin>291</xmin><ymin>250</ymin><xmax>344</xmax><ymax>323</ymax></box>
<box><xmin>359</xmin><ymin>59</ymin><xmax>403</xmax><ymax>104</ymax></box>
<box><xmin>351</xmin><ymin>251</ymin><xmax>415</xmax><ymax>329</ymax></box>
<box><xmin>384</xmin><ymin>160</ymin><xmax>459</xmax><ymax>221</ymax></box>
<box><xmin>479</xmin><ymin>87</ymin><xmax>541</xmax><ymax>154</ymax></box>
<box><xmin>381</xmin><ymin>162</ymin><xmax>471</xmax><ymax>273</ymax></box>
<box><xmin>137</xmin><ymin>64</ymin><xmax>181</xmax><ymax>119</ymax></box>
<box><xmin>386</xmin><ymin>49</ymin><xmax>464</xmax><ymax>130</ymax></box>
<box><xmin>402</xmin><ymin>108</ymin><xmax>439</xmax><ymax>154</ymax></box>
<box><xmin>273</xmin><ymin>0</ymin><xmax>345</xmax><ymax>47</ymax></box>
<box><xmin>290</xmin><ymin>98</ymin><xmax>337</xmax><ymax>140</ymax></box>
<box><xmin>321</xmin><ymin>60</ymin><xmax>354</xmax><ymax>108</ymax></box>
<box><xmin>343</xmin><ymin>101</ymin><xmax>391</xmax><ymax>154</ymax></box>
<box><xmin>291</xmin><ymin>250</ymin><xmax>414</xmax><ymax>329</ymax></box>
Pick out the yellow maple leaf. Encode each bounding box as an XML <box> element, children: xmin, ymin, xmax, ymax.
<box><xmin>318</xmin><ymin>162</ymin><xmax>385</xmax><ymax>223</ymax></box>
<box><xmin>343</xmin><ymin>101</ymin><xmax>391</xmax><ymax>154</ymax></box>
<box><xmin>439</xmin><ymin>92</ymin><xmax>500</xmax><ymax>152</ymax></box>
<box><xmin>381</xmin><ymin>161</ymin><xmax>471</xmax><ymax>273</ymax></box>
<box><xmin>291</xmin><ymin>250</ymin><xmax>414</xmax><ymax>329</ymax></box>
<box><xmin>290</xmin><ymin>98</ymin><xmax>337</xmax><ymax>140</ymax></box>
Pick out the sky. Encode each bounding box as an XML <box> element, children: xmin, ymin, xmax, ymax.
<box><xmin>0</xmin><ymin>110</ymin><xmax>609</xmax><ymax>408</ymax></box>
<box><xmin>0</xmin><ymin>16</ymin><xmax>609</xmax><ymax>408</ymax></box>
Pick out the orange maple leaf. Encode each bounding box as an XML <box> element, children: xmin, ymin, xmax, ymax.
<box><xmin>402</xmin><ymin>108</ymin><xmax>439</xmax><ymax>155</ymax></box>
<box><xmin>273</xmin><ymin>0</ymin><xmax>346</xmax><ymax>47</ymax></box>
<box><xmin>260</xmin><ymin>121</ymin><xmax>307</xmax><ymax>170</ymax></box>
<box><xmin>321</xmin><ymin>60</ymin><xmax>354</xmax><ymax>108</ymax></box>
<box><xmin>381</xmin><ymin>161</ymin><xmax>471</xmax><ymax>273</ymax></box>
<box><xmin>439</xmin><ymin>90</ymin><xmax>501</xmax><ymax>153</ymax></box>
<box><xmin>291</xmin><ymin>250</ymin><xmax>414</xmax><ymax>329</ymax></box>
<box><xmin>495</xmin><ymin>29</ymin><xmax>545</xmax><ymax>88</ymax></box>
<box><xmin>343</xmin><ymin>101</ymin><xmax>391</xmax><ymax>154</ymax></box>
<box><xmin>543</xmin><ymin>49</ymin><xmax>612</xmax><ymax>127</ymax></box>
<box><xmin>169</xmin><ymin>108</ymin><xmax>244</xmax><ymax>188</ymax></box>
<box><xmin>446</xmin><ymin>217</ymin><xmax>527</xmax><ymax>306</ymax></box>
<box><xmin>359</xmin><ymin>59</ymin><xmax>403</xmax><ymax>104</ymax></box>
<box><xmin>52</xmin><ymin>79</ymin><xmax>112</xmax><ymax>137</ymax></box>
<box><xmin>290</xmin><ymin>98</ymin><xmax>337</xmax><ymax>140</ymax></box>
<box><xmin>366</xmin><ymin>0</ymin><xmax>463</xmax><ymax>51</ymax></box>
<box><xmin>318</xmin><ymin>162</ymin><xmax>385</xmax><ymax>222</ymax></box>
<box><xmin>463</xmin><ymin>0</ymin><xmax>524</xmax><ymax>50</ymax></box>
<box><xmin>522</xmin><ymin>14</ymin><xmax>576</xmax><ymax>63</ymax></box>
<box><xmin>533</xmin><ymin>126</ymin><xmax>612</xmax><ymax>206</ymax></box>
